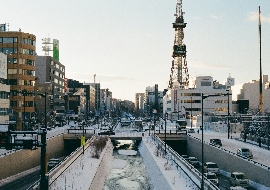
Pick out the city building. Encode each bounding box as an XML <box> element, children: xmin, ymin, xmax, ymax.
<box><xmin>84</xmin><ymin>83</ymin><xmax>100</xmax><ymax>116</ymax></box>
<box><xmin>0</xmin><ymin>53</ymin><xmax>10</xmax><ymax>130</ymax></box>
<box><xmin>237</xmin><ymin>75</ymin><xmax>270</xmax><ymax>113</ymax></box>
<box><xmin>163</xmin><ymin>76</ymin><xmax>233</xmax><ymax>121</ymax></box>
<box><xmin>0</xmin><ymin>28</ymin><xmax>36</xmax><ymax>130</ymax></box>
<box><xmin>35</xmin><ymin>55</ymin><xmax>65</xmax><ymax>124</ymax></box>
<box><xmin>67</xmin><ymin>80</ymin><xmax>96</xmax><ymax>118</ymax></box>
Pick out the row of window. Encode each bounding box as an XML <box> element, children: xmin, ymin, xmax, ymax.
<box><xmin>8</xmin><ymin>58</ymin><xmax>35</xmax><ymax>65</ymax></box>
<box><xmin>8</xmin><ymin>69</ymin><xmax>35</xmax><ymax>76</ymax></box>
<box><xmin>0</xmin><ymin>48</ymin><xmax>35</xmax><ymax>55</ymax></box>
<box><xmin>51</xmin><ymin>61</ymin><xmax>65</xmax><ymax>72</ymax></box>
<box><xmin>8</xmin><ymin>79</ymin><xmax>35</xmax><ymax>86</ymax></box>
<box><xmin>0</xmin><ymin>37</ymin><xmax>36</xmax><ymax>46</ymax></box>
<box><xmin>10</xmin><ymin>101</ymin><xmax>35</xmax><ymax>107</ymax></box>
<box><xmin>0</xmin><ymin>108</ymin><xmax>8</xmax><ymax>116</ymax></box>
<box><xmin>0</xmin><ymin>91</ymin><xmax>8</xmax><ymax>99</ymax></box>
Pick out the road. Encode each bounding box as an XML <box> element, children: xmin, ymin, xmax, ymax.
<box><xmin>0</xmin><ymin>170</ymin><xmax>40</xmax><ymax>190</ymax></box>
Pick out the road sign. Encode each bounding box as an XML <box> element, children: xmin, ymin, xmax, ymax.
<box><xmin>81</xmin><ymin>136</ymin><xmax>85</xmax><ymax>146</ymax></box>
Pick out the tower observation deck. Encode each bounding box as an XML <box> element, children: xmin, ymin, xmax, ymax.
<box><xmin>168</xmin><ymin>0</ymin><xmax>189</xmax><ymax>89</ymax></box>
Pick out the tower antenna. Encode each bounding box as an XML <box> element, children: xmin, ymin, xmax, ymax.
<box><xmin>168</xmin><ymin>0</ymin><xmax>189</xmax><ymax>89</ymax></box>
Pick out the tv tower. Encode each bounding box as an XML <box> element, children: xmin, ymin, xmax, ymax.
<box><xmin>168</xmin><ymin>0</ymin><xmax>189</xmax><ymax>89</ymax></box>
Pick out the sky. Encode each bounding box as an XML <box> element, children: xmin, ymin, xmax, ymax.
<box><xmin>2</xmin><ymin>0</ymin><xmax>270</xmax><ymax>101</ymax></box>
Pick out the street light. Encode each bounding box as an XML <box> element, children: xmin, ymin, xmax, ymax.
<box><xmin>191</xmin><ymin>96</ymin><xmax>193</xmax><ymax>128</ymax></box>
<box><xmin>226</xmin><ymin>89</ymin><xmax>231</xmax><ymax>139</ymax></box>
<box><xmin>178</xmin><ymin>98</ymin><xmax>180</xmax><ymax>120</ymax></box>
<box><xmin>164</xmin><ymin>112</ymin><xmax>168</xmax><ymax>155</ymax></box>
<box><xmin>201</xmin><ymin>93</ymin><xmax>222</xmax><ymax>190</ymax></box>
<box><xmin>37</xmin><ymin>92</ymin><xmax>48</xmax><ymax>189</ymax></box>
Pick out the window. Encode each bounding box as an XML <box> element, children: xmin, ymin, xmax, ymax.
<box><xmin>1</xmin><ymin>48</ymin><xmax>17</xmax><ymax>54</ymax></box>
<box><xmin>7</xmin><ymin>58</ymin><xmax>17</xmax><ymax>64</ymax></box>
<box><xmin>201</xmin><ymin>81</ymin><xmax>211</xmax><ymax>86</ymax></box>
<box><xmin>3</xmin><ymin>37</ymin><xmax>15</xmax><ymax>43</ymax></box>
<box><xmin>10</xmin><ymin>101</ymin><xmax>17</xmax><ymax>107</ymax></box>
<box><xmin>8</xmin><ymin>69</ymin><xmax>17</xmax><ymax>74</ymax></box>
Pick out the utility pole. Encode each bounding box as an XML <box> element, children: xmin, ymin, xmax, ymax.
<box><xmin>259</xmin><ymin>6</ymin><xmax>263</xmax><ymax>114</ymax></box>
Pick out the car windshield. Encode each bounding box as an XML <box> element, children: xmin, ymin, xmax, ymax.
<box><xmin>189</xmin><ymin>158</ymin><xmax>197</xmax><ymax>161</ymax></box>
<box><xmin>207</xmin><ymin>163</ymin><xmax>218</xmax><ymax>168</ymax></box>
<box><xmin>235</xmin><ymin>174</ymin><xmax>246</xmax><ymax>179</ymax></box>
<box><xmin>242</xmin><ymin>148</ymin><xmax>250</xmax><ymax>152</ymax></box>
<box><xmin>207</xmin><ymin>174</ymin><xmax>217</xmax><ymax>179</ymax></box>
<box><xmin>214</xmin><ymin>139</ymin><xmax>221</xmax><ymax>142</ymax></box>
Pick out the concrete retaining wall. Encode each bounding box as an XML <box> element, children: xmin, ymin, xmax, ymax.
<box><xmin>187</xmin><ymin>135</ymin><xmax>270</xmax><ymax>187</ymax></box>
<box><xmin>0</xmin><ymin>134</ymin><xmax>65</xmax><ymax>180</ymax></box>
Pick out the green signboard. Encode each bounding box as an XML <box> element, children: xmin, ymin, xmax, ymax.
<box><xmin>53</xmin><ymin>39</ymin><xmax>59</xmax><ymax>61</ymax></box>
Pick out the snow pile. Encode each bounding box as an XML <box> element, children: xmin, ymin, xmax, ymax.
<box><xmin>140</xmin><ymin>137</ymin><xmax>198</xmax><ymax>190</ymax></box>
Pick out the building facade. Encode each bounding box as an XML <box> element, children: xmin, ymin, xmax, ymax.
<box><xmin>0</xmin><ymin>30</ymin><xmax>36</xmax><ymax>130</ymax></box>
<box><xmin>164</xmin><ymin>76</ymin><xmax>232</xmax><ymax>120</ymax></box>
<box><xmin>0</xmin><ymin>53</ymin><xmax>10</xmax><ymax>130</ymax></box>
<box><xmin>35</xmin><ymin>56</ymin><xmax>65</xmax><ymax>115</ymax></box>
<box><xmin>237</xmin><ymin>75</ymin><xmax>270</xmax><ymax>113</ymax></box>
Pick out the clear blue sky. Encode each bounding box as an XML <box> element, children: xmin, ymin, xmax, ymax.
<box><xmin>2</xmin><ymin>1</ymin><xmax>270</xmax><ymax>101</ymax></box>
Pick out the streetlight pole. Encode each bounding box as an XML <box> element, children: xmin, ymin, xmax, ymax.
<box><xmin>23</xmin><ymin>90</ymin><xmax>26</xmax><ymax>131</ymax></box>
<box><xmin>201</xmin><ymin>93</ymin><xmax>205</xmax><ymax>190</ymax></box>
<box><xmin>37</xmin><ymin>92</ymin><xmax>48</xmax><ymax>189</ymax></box>
<box><xmin>165</xmin><ymin>112</ymin><xmax>168</xmax><ymax>155</ymax></box>
<box><xmin>191</xmin><ymin>96</ymin><xmax>193</xmax><ymax>128</ymax></box>
<box><xmin>178</xmin><ymin>98</ymin><xmax>179</xmax><ymax>120</ymax></box>
<box><xmin>226</xmin><ymin>89</ymin><xmax>230</xmax><ymax>139</ymax></box>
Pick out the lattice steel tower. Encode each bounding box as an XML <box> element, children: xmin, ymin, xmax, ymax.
<box><xmin>168</xmin><ymin>0</ymin><xmax>189</xmax><ymax>89</ymax></box>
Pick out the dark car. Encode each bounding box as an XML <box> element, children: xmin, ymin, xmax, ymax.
<box><xmin>98</xmin><ymin>130</ymin><xmax>115</xmax><ymax>135</ymax></box>
<box><xmin>188</xmin><ymin>157</ymin><xmax>200</xmax><ymax>168</ymax></box>
<box><xmin>210</xmin><ymin>138</ymin><xmax>222</xmax><ymax>146</ymax></box>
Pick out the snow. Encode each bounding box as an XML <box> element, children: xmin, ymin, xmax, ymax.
<box><xmin>118</xmin><ymin>149</ymin><xmax>137</xmax><ymax>156</ymax></box>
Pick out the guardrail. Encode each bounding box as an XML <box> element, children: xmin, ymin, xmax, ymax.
<box><xmin>190</xmin><ymin>135</ymin><xmax>270</xmax><ymax>171</ymax></box>
<box><xmin>151</xmin><ymin>135</ymin><xmax>219</xmax><ymax>190</ymax></box>
<box><xmin>47</xmin><ymin>135</ymin><xmax>98</xmax><ymax>186</ymax></box>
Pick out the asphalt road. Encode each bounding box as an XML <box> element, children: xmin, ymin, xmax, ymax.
<box><xmin>0</xmin><ymin>170</ymin><xmax>40</xmax><ymax>190</ymax></box>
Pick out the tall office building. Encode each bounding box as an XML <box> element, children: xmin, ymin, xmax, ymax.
<box><xmin>35</xmin><ymin>56</ymin><xmax>66</xmax><ymax>115</ymax></box>
<box><xmin>0</xmin><ymin>53</ymin><xmax>10</xmax><ymax>129</ymax></box>
<box><xmin>0</xmin><ymin>27</ymin><xmax>36</xmax><ymax>130</ymax></box>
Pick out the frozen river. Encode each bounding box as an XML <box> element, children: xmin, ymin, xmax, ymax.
<box><xmin>104</xmin><ymin>140</ymin><xmax>153</xmax><ymax>190</ymax></box>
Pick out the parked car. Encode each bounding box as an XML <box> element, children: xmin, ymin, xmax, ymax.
<box><xmin>230</xmin><ymin>172</ymin><xmax>250</xmax><ymax>189</ymax></box>
<box><xmin>229</xmin><ymin>186</ymin><xmax>247</xmax><ymax>190</ymax></box>
<box><xmin>210</xmin><ymin>138</ymin><xmax>222</xmax><ymax>146</ymax></box>
<box><xmin>181</xmin><ymin>155</ymin><xmax>189</xmax><ymax>161</ymax></box>
<box><xmin>203</xmin><ymin>162</ymin><xmax>220</xmax><ymax>175</ymax></box>
<box><xmin>237</xmin><ymin>148</ymin><xmax>253</xmax><ymax>159</ymax></box>
<box><xmin>204</xmin><ymin>172</ymin><xmax>219</xmax><ymax>187</ymax></box>
<box><xmin>188</xmin><ymin>157</ymin><xmax>200</xmax><ymax>168</ymax></box>
<box><xmin>188</xmin><ymin>128</ymin><xmax>195</xmax><ymax>133</ymax></box>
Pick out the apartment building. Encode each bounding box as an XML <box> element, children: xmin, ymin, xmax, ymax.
<box><xmin>0</xmin><ymin>29</ymin><xmax>36</xmax><ymax>130</ymax></box>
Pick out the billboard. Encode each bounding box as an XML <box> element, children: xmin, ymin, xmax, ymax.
<box><xmin>0</xmin><ymin>53</ymin><xmax>7</xmax><ymax>79</ymax></box>
<box><xmin>53</xmin><ymin>39</ymin><xmax>59</xmax><ymax>61</ymax></box>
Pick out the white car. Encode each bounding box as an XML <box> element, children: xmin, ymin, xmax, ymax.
<box><xmin>237</xmin><ymin>148</ymin><xmax>253</xmax><ymax>159</ymax></box>
<box><xmin>203</xmin><ymin>162</ymin><xmax>220</xmax><ymax>175</ymax></box>
<box><xmin>230</xmin><ymin>172</ymin><xmax>250</xmax><ymax>189</ymax></box>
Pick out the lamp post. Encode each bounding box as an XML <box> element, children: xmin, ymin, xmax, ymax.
<box><xmin>226</xmin><ymin>89</ymin><xmax>231</xmax><ymax>139</ymax></box>
<box><xmin>201</xmin><ymin>93</ymin><xmax>223</xmax><ymax>190</ymax></box>
<box><xmin>178</xmin><ymin>98</ymin><xmax>180</xmax><ymax>120</ymax></box>
<box><xmin>191</xmin><ymin>96</ymin><xmax>193</xmax><ymax>128</ymax></box>
<box><xmin>37</xmin><ymin>92</ymin><xmax>48</xmax><ymax>189</ymax></box>
<box><xmin>165</xmin><ymin>112</ymin><xmax>168</xmax><ymax>155</ymax></box>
